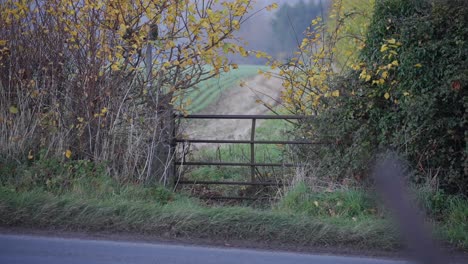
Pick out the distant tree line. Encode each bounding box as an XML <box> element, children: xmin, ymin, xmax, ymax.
<box><xmin>270</xmin><ymin>0</ymin><xmax>327</xmax><ymax>60</ymax></box>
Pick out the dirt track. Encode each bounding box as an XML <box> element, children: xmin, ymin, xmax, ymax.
<box><xmin>182</xmin><ymin>74</ymin><xmax>284</xmax><ymax>146</ymax></box>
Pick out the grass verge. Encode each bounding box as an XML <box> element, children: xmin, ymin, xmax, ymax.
<box><xmin>0</xmin><ymin>176</ymin><xmax>401</xmax><ymax>251</ymax></box>
<box><xmin>0</xmin><ymin>159</ymin><xmax>466</xmax><ymax>252</ymax></box>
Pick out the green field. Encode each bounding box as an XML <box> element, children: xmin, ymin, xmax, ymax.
<box><xmin>184</xmin><ymin>65</ymin><xmax>269</xmax><ymax>113</ymax></box>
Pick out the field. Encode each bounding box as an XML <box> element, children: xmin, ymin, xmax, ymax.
<box><xmin>184</xmin><ymin>65</ymin><xmax>270</xmax><ymax>113</ymax></box>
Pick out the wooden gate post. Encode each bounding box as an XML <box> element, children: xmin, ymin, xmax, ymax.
<box><xmin>169</xmin><ymin>111</ymin><xmax>177</xmax><ymax>187</ymax></box>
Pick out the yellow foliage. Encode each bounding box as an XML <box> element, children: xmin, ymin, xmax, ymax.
<box><xmin>327</xmin><ymin>0</ymin><xmax>375</xmax><ymax>69</ymax></box>
<box><xmin>380</xmin><ymin>44</ymin><xmax>389</xmax><ymax>52</ymax></box>
<box><xmin>65</xmin><ymin>149</ymin><xmax>72</xmax><ymax>159</ymax></box>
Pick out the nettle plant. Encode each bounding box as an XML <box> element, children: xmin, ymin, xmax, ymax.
<box><xmin>0</xmin><ymin>0</ymin><xmax>277</xmax><ymax>183</ymax></box>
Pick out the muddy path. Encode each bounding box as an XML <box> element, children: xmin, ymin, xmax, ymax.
<box><xmin>181</xmin><ymin>74</ymin><xmax>284</xmax><ymax>147</ymax></box>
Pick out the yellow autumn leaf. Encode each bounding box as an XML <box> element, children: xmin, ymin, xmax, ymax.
<box><xmin>300</xmin><ymin>38</ymin><xmax>308</xmax><ymax>49</ymax></box>
<box><xmin>101</xmin><ymin>107</ymin><xmax>108</xmax><ymax>114</ymax></box>
<box><xmin>111</xmin><ymin>64</ymin><xmax>119</xmax><ymax>71</ymax></box>
<box><xmin>200</xmin><ymin>20</ymin><xmax>209</xmax><ymax>28</ymax></box>
<box><xmin>391</xmin><ymin>60</ymin><xmax>399</xmax><ymax>66</ymax></box>
<box><xmin>403</xmin><ymin>92</ymin><xmax>410</xmax><ymax>96</ymax></box>
<box><xmin>9</xmin><ymin>106</ymin><xmax>18</xmax><ymax>114</ymax></box>
<box><xmin>313</xmin><ymin>201</ymin><xmax>319</xmax><ymax>207</ymax></box>
<box><xmin>380</xmin><ymin>44</ymin><xmax>388</xmax><ymax>52</ymax></box>
<box><xmin>384</xmin><ymin>92</ymin><xmax>390</xmax><ymax>100</ymax></box>
<box><xmin>387</xmin><ymin>38</ymin><xmax>396</xmax><ymax>44</ymax></box>
<box><xmin>28</xmin><ymin>150</ymin><xmax>34</xmax><ymax>160</ymax></box>
<box><xmin>266</xmin><ymin>3</ymin><xmax>278</xmax><ymax>11</ymax></box>
<box><xmin>382</xmin><ymin>71</ymin><xmax>389</xmax><ymax>79</ymax></box>
<box><xmin>414</xmin><ymin>63</ymin><xmax>422</xmax><ymax>68</ymax></box>
<box><xmin>65</xmin><ymin>149</ymin><xmax>72</xmax><ymax>159</ymax></box>
<box><xmin>163</xmin><ymin>61</ymin><xmax>171</xmax><ymax>68</ymax></box>
<box><xmin>331</xmin><ymin>90</ymin><xmax>340</xmax><ymax>97</ymax></box>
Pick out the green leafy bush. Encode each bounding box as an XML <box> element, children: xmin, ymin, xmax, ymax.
<box><xmin>0</xmin><ymin>156</ymin><xmax>106</xmax><ymax>193</ymax></box>
<box><xmin>300</xmin><ymin>0</ymin><xmax>467</xmax><ymax>194</ymax></box>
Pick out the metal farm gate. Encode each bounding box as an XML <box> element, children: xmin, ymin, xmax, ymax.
<box><xmin>172</xmin><ymin>114</ymin><xmax>314</xmax><ymax>200</ymax></box>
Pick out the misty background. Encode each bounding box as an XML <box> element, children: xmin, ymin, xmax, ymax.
<box><xmin>232</xmin><ymin>0</ymin><xmax>330</xmax><ymax>64</ymax></box>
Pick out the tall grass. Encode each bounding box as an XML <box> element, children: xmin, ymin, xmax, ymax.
<box><xmin>0</xmin><ymin>176</ymin><xmax>400</xmax><ymax>250</ymax></box>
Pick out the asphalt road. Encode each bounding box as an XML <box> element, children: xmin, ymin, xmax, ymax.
<box><xmin>0</xmin><ymin>234</ymin><xmax>410</xmax><ymax>264</ymax></box>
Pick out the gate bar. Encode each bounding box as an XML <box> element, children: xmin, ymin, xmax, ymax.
<box><xmin>175</xmin><ymin>139</ymin><xmax>318</xmax><ymax>144</ymax></box>
<box><xmin>178</xmin><ymin>180</ymin><xmax>287</xmax><ymax>186</ymax></box>
<box><xmin>175</xmin><ymin>114</ymin><xmax>309</xmax><ymax>120</ymax></box>
<box><xmin>175</xmin><ymin>161</ymin><xmax>298</xmax><ymax>167</ymax></box>
<box><xmin>199</xmin><ymin>196</ymin><xmax>271</xmax><ymax>200</ymax></box>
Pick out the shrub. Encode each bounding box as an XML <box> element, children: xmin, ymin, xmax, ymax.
<box><xmin>285</xmin><ymin>0</ymin><xmax>467</xmax><ymax>194</ymax></box>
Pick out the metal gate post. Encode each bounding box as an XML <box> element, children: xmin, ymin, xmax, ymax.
<box><xmin>250</xmin><ymin>118</ymin><xmax>256</xmax><ymax>182</ymax></box>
